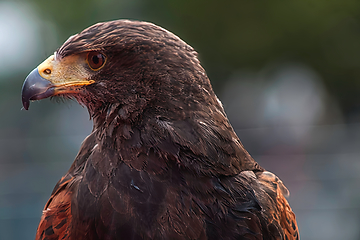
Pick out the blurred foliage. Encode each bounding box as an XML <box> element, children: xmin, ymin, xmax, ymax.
<box><xmin>29</xmin><ymin>0</ymin><xmax>360</xmax><ymax>119</ymax></box>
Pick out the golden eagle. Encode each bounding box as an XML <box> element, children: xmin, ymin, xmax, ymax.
<box><xmin>22</xmin><ymin>20</ymin><xmax>299</xmax><ymax>240</ymax></box>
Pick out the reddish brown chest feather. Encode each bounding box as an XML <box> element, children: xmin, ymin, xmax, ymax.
<box><xmin>36</xmin><ymin>177</ymin><xmax>74</xmax><ymax>240</ymax></box>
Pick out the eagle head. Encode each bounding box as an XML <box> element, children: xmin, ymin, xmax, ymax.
<box><xmin>22</xmin><ymin>20</ymin><xmax>215</xmax><ymax>123</ymax></box>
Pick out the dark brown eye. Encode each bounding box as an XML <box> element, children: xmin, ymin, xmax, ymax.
<box><xmin>87</xmin><ymin>51</ymin><xmax>106</xmax><ymax>70</ymax></box>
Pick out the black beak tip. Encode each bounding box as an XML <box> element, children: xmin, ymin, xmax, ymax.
<box><xmin>21</xmin><ymin>68</ymin><xmax>54</xmax><ymax>110</ymax></box>
<box><xmin>22</xmin><ymin>98</ymin><xmax>30</xmax><ymax>110</ymax></box>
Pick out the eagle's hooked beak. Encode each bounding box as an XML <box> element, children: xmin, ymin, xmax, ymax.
<box><xmin>22</xmin><ymin>68</ymin><xmax>54</xmax><ymax>110</ymax></box>
<box><xmin>21</xmin><ymin>54</ymin><xmax>95</xmax><ymax>110</ymax></box>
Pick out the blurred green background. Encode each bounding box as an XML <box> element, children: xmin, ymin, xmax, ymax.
<box><xmin>1</xmin><ymin>0</ymin><xmax>360</xmax><ymax>239</ymax></box>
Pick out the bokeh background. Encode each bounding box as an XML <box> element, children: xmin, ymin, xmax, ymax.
<box><xmin>1</xmin><ymin>0</ymin><xmax>360</xmax><ymax>239</ymax></box>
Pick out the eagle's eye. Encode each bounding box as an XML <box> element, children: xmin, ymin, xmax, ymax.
<box><xmin>87</xmin><ymin>51</ymin><xmax>106</xmax><ymax>70</ymax></box>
